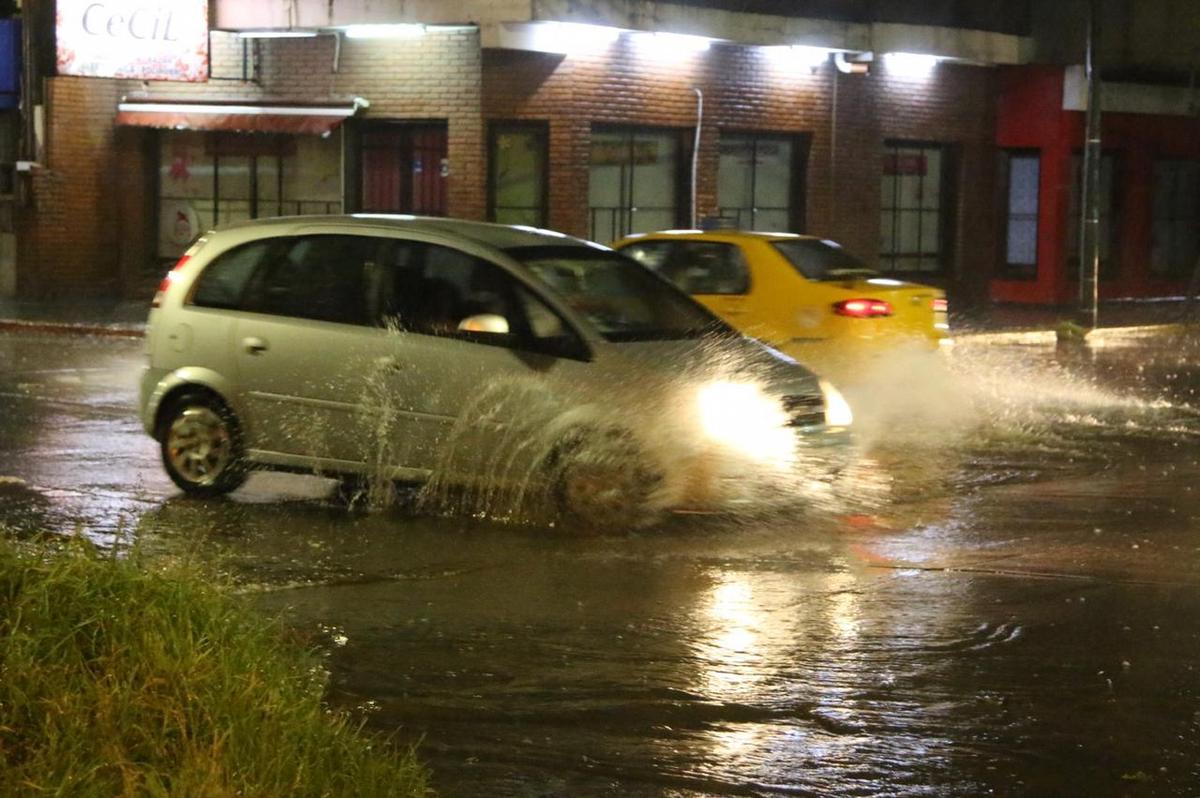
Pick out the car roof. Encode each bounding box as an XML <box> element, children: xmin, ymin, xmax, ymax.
<box><xmin>212</xmin><ymin>214</ymin><xmax>603</xmax><ymax>251</ymax></box>
<box><xmin>615</xmin><ymin>229</ymin><xmax>822</xmax><ymax>245</ymax></box>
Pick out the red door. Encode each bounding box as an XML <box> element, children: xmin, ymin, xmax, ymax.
<box><xmin>360</xmin><ymin>123</ymin><xmax>448</xmax><ymax>215</ymax></box>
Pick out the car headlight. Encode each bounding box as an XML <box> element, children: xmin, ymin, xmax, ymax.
<box><xmin>819</xmin><ymin>379</ymin><xmax>854</xmax><ymax>428</ymax></box>
<box><xmin>696</xmin><ymin>381</ymin><xmax>794</xmax><ymax>463</ymax></box>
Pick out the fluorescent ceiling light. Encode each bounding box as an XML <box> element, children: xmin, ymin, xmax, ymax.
<box><xmin>764</xmin><ymin>45</ymin><xmax>832</xmax><ymax>71</ymax></box>
<box><xmin>631</xmin><ymin>31</ymin><xmax>712</xmax><ymax>58</ymax></box>
<box><xmin>342</xmin><ymin>24</ymin><xmax>425</xmax><ymax>39</ymax></box>
<box><xmin>237</xmin><ymin>29</ymin><xmax>319</xmax><ymax>39</ymax></box>
<box><xmin>529</xmin><ymin>21</ymin><xmax>621</xmax><ymax>55</ymax></box>
<box><xmin>883</xmin><ymin>52</ymin><xmax>943</xmax><ymax>78</ymax></box>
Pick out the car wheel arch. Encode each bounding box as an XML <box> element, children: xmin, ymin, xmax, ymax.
<box><xmin>150</xmin><ymin>369</ymin><xmax>243</xmax><ymax>441</ymax></box>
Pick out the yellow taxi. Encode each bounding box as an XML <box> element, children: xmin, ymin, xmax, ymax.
<box><xmin>613</xmin><ymin>230</ymin><xmax>948</xmax><ymax>369</ymax></box>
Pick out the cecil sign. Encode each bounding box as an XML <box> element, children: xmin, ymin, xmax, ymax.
<box><xmin>57</xmin><ymin>0</ymin><xmax>209</xmax><ymax>82</ymax></box>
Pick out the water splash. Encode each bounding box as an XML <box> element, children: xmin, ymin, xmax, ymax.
<box><xmin>834</xmin><ymin>340</ymin><xmax>1194</xmax><ymax>453</ymax></box>
<box><xmin>414</xmin><ymin>339</ymin><xmax>864</xmax><ymax>528</ymax></box>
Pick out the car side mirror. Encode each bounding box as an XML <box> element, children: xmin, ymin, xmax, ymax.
<box><xmin>457</xmin><ymin>313</ymin><xmax>510</xmax><ymax>334</ymax></box>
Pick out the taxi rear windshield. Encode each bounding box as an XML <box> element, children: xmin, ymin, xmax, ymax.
<box><xmin>773</xmin><ymin>239</ymin><xmax>879</xmax><ymax>281</ymax></box>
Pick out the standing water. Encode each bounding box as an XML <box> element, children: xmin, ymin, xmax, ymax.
<box><xmin>166</xmin><ymin>326</ymin><xmax>1198</xmax><ymax>796</ymax></box>
<box><xmin>4</xmin><ymin>326</ymin><xmax>1199</xmax><ymax>795</ymax></box>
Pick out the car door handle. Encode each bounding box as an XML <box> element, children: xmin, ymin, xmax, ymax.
<box><xmin>242</xmin><ymin>337</ymin><xmax>269</xmax><ymax>355</ymax></box>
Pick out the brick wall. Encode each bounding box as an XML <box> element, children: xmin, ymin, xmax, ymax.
<box><xmin>483</xmin><ymin>40</ymin><xmax>998</xmax><ymax>299</ymax></box>
<box><xmin>17</xmin><ymin>78</ymin><xmax>124</xmax><ymax>298</ymax></box>
<box><xmin>21</xmin><ymin>30</ymin><xmax>485</xmax><ymax>297</ymax></box>
<box><xmin>24</xmin><ymin>29</ymin><xmax>996</xmax><ymax>300</ymax></box>
<box><xmin>123</xmin><ymin>29</ymin><xmax>485</xmax><ymax>219</ymax></box>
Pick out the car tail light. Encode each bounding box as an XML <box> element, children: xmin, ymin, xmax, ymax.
<box><xmin>832</xmin><ymin>298</ymin><xmax>893</xmax><ymax>318</ymax></box>
<box><xmin>932</xmin><ymin>298</ymin><xmax>948</xmax><ymax>312</ymax></box>
<box><xmin>151</xmin><ymin>255</ymin><xmax>190</xmax><ymax>309</ymax></box>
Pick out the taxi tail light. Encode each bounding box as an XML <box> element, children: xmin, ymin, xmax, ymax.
<box><xmin>832</xmin><ymin>298</ymin><xmax>893</xmax><ymax>318</ymax></box>
<box><xmin>932</xmin><ymin>298</ymin><xmax>948</xmax><ymax>312</ymax></box>
<box><xmin>151</xmin><ymin>255</ymin><xmax>190</xmax><ymax>309</ymax></box>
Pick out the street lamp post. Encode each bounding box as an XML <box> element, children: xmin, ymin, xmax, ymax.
<box><xmin>1078</xmin><ymin>0</ymin><xmax>1102</xmax><ymax>330</ymax></box>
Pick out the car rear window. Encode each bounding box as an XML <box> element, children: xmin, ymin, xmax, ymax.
<box><xmin>623</xmin><ymin>240</ymin><xmax>749</xmax><ymax>295</ymax></box>
<box><xmin>190</xmin><ymin>240</ymin><xmax>278</xmax><ymax>309</ymax></box>
<box><xmin>772</xmin><ymin>239</ymin><xmax>879</xmax><ymax>281</ymax></box>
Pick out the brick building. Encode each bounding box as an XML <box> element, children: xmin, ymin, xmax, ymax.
<box><xmin>10</xmin><ymin>0</ymin><xmax>1196</xmax><ymax>307</ymax></box>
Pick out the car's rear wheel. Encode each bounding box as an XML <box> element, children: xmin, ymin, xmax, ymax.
<box><xmin>159</xmin><ymin>391</ymin><xmax>247</xmax><ymax>497</ymax></box>
<box><xmin>550</xmin><ymin>425</ymin><xmax>664</xmax><ymax>529</ymax></box>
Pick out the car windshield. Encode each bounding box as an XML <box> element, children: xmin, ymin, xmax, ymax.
<box><xmin>773</xmin><ymin>238</ymin><xmax>879</xmax><ymax>281</ymax></box>
<box><xmin>506</xmin><ymin>245</ymin><xmax>729</xmax><ymax>342</ymax></box>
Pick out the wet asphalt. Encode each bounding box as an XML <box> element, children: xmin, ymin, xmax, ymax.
<box><xmin>1</xmin><ymin>327</ymin><xmax>1199</xmax><ymax>797</ymax></box>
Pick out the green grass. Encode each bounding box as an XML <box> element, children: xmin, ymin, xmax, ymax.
<box><xmin>0</xmin><ymin>538</ymin><xmax>429</xmax><ymax>797</ymax></box>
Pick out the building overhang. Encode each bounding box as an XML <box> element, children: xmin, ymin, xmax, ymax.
<box><xmin>115</xmin><ymin>98</ymin><xmax>369</xmax><ymax>136</ymax></box>
<box><xmin>1062</xmin><ymin>65</ymin><xmax>1200</xmax><ymax>116</ymax></box>
<box><xmin>211</xmin><ymin>0</ymin><xmax>1032</xmax><ymax>66</ymax></box>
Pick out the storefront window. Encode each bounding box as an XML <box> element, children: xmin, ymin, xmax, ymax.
<box><xmin>879</xmin><ymin>141</ymin><xmax>950</xmax><ymax>273</ymax></box>
<box><xmin>489</xmin><ymin>123</ymin><xmax>547</xmax><ymax>227</ymax></box>
<box><xmin>157</xmin><ymin>131</ymin><xmax>343</xmax><ymax>258</ymax></box>
<box><xmin>589</xmin><ymin>127</ymin><xmax>680</xmax><ymax>243</ymax></box>
<box><xmin>717</xmin><ymin>133</ymin><xmax>801</xmax><ymax>232</ymax></box>
<box><xmin>1151</xmin><ymin>160</ymin><xmax>1199</xmax><ymax>278</ymax></box>
<box><xmin>1002</xmin><ymin>150</ymin><xmax>1040</xmax><ymax>280</ymax></box>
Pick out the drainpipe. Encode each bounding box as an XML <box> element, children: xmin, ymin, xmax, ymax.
<box><xmin>691</xmin><ymin>87</ymin><xmax>703</xmax><ymax>228</ymax></box>
<box><xmin>829</xmin><ymin>66</ymin><xmax>838</xmax><ymax>233</ymax></box>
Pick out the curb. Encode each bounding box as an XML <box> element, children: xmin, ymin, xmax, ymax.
<box><xmin>952</xmin><ymin>322</ymin><xmax>1188</xmax><ymax>346</ymax></box>
<box><xmin>0</xmin><ymin>319</ymin><xmax>145</xmax><ymax>339</ymax></box>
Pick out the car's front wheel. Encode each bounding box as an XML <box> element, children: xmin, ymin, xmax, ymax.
<box><xmin>550</xmin><ymin>425</ymin><xmax>664</xmax><ymax>530</ymax></box>
<box><xmin>158</xmin><ymin>391</ymin><xmax>247</xmax><ymax>497</ymax></box>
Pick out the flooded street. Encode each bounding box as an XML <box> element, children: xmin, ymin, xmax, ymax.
<box><xmin>2</xmin><ymin>328</ymin><xmax>1199</xmax><ymax>796</ymax></box>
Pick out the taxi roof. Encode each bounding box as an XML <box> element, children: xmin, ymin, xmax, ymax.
<box><xmin>614</xmin><ymin>229</ymin><xmax>822</xmax><ymax>244</ymax></box>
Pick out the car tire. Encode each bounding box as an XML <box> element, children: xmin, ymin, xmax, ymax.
<box><xmin>549</xmin><ymin>425</ymin><xmax>664</xmax><ymax>530</ymax></box>
<box><xmin>158</xmin><ymin>391</ymin><xmax>248</xmax><ymax>497</ymax></box>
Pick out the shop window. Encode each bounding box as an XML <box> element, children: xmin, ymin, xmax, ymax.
<box><xmin>588</xmin><ymin>127</ymin><xmax>682</xmax><ymax>244</ymax></box>
<box><xmin>1066</xmin><ymin>153</ymin><xmax>1118</xmax><ymax>279</ymax></box>
<box><xmin>488</xmin><ymin>123</ymin><xmax>548</xmax><ymax>227</ymax></box>
<box><xmin>1001</xmin><ymin>150</ymin><xmax>1040</xmax><ymax>280</ymax></box>
<box><xmin>157</xmin><ymin>131</ymin><xmax>343</xmax><ymax>259</ymax></box>
<box><xmin>359</xmin><ymin>123</ymin><xmax>448</xmax><ymax>215</ymax></box>
<box><xmin>717</xmin><ymin>133</ymin><xmax>805</xmax><ymax>233</ymax></box>
<box><xmin>1151</xmin><ymin>160</ymin><xmax>1199</xmax><ymax>278</ymax></box>
<box><xmin>879</xmin><ymin>141</ymin><xmax>951</xmax><ymax>274</ymax></box>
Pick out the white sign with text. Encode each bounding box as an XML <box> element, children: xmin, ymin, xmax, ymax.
<box><xmin>57</xmin><ymin>0</ymin><xmax>209</xmax><ymax>82</ymax></box>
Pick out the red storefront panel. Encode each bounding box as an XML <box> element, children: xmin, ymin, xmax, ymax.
<box><xmin>993</xmin><ymin>66</ymin><xmax>1200</xmax><ymax>305</ymax></box>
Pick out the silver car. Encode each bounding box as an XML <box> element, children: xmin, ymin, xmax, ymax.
<box><xmin>139</xmin><ymin>216</ymin><xmax>852</xmax><ymax>522</ymax></box>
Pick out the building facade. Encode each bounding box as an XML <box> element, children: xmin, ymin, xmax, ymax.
<box><xmin>8</xmin><ymin>1</ymin><xmax>1197</xmax><ymax>307</ymax></box>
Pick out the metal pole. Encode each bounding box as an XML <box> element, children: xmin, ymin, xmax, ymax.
<box><xmin>1079</xmin><ymin>0</ymin><xmax>1102</xmax><ymax>329</ymax></box>
<box><xmin>691</xmin><ymin>87</ymin><xmax>703</xmax><ymax>229</ymax></box>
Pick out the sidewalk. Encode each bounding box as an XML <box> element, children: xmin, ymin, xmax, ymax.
<box><xmin>953</xmin><ymin>297</ymin><xmax>1196</xmax><ymax>334</ymax></box>
<box><xmin>0</xmin><ymin>294</ymin><xmax>1195</xmax><ymax>340</ymax></box>
<box><xmin>0</xmin><ymin>298</ymin><xmax>149</xmax><ymax>338</ymax></box>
